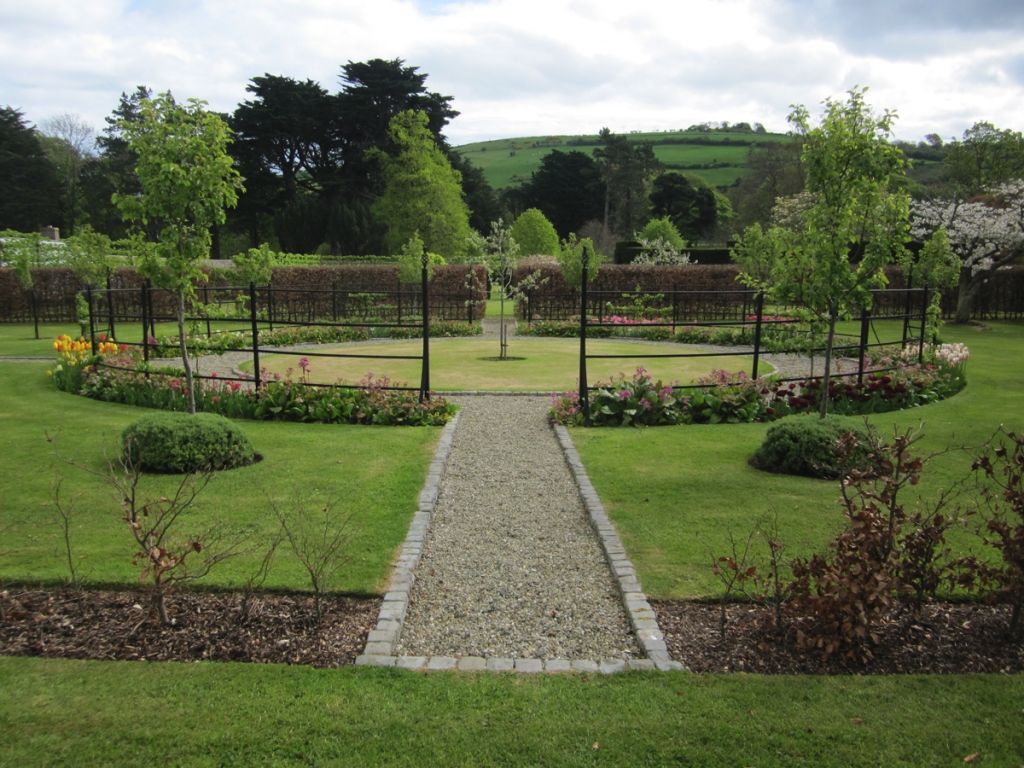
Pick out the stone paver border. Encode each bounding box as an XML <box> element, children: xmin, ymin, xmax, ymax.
<box><xmin>552</xmin><ymin>424</ymin><xmax>684</xmax><ymax>671</ymax></box>
<box><xmin>355</xmin><ymin>399</ymin><xmax>685</xmax><ymax>673</ymax></box>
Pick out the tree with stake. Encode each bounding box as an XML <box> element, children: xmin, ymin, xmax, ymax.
<box><xmin>483</xmin><ymin>218</ymin><xmax>521</xmax><ymax>361</ymax></box>
<box><xmin>734</xmin><ymin>88</ymin><xmax>920</xmax><ymax>418</ymax></box>
<box><xmin>114</xmin><ymin>93</ymin><xmax>244</xmax><ymax>414</ymax></box>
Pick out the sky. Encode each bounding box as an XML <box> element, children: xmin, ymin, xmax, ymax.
<box><xmin>2</xmin><ymin>0</ymin><xmax>1024</xmax><ymax>147</ymax></box>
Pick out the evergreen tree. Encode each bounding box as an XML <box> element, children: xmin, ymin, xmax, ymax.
<box><xmin>371</xmin><ymin>110</ymin><xmax>470</xmax><ymax>260</ymax></box>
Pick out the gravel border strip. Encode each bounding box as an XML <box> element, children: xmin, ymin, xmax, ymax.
<box><xmin>552</xmin><ymin>424</ymin><xmax>686</xmax><ymax>672</ymax></box>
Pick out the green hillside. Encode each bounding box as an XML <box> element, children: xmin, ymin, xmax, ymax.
<box><xmin>454</xmin><ymin>130</ymin><xmax>793</xmax><ymax>190</ymax></box>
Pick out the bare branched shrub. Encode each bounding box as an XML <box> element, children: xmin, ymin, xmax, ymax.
<box><xmin>272</xmin><ymin>494</ymin><xmax>352</xmax><ymax>626</ymax></box>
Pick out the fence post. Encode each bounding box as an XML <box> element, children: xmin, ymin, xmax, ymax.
<box><xmin>901</xmin><ymin>268</ymin><xmax>913</xmax><ymax>346</ymax></box>
<box><xmin>146</xmin><ymin>279</ymin><xmax>156</xmax><ymax>340</ymax></box>
<box><xmin>918</xmin><ymin>286</ymin><xmax>929</xmax><ymax>363</ymax></box>
<box><xmin>419</xmin><ymin>254</ymin><xmax>430</xmax><ymax>401</ymax></box>
<box><xmin>106</xmin><ymin>273</ymin><xmax>117</xmax><ymax>340</ymax></box>
<box><xmin>249</xmin><ymin>281</ymin><xmax>261</xmax><ymax>390</ymax></box>
<box><xmin>141</xmin><ymin>282</ymin><xmax>150</xmax><ymax>366</ymax></box>
<box><xmin>202</xmin><ymin>283</ymin><xmax>212</xmax><ymax>339</ymax></box>
<box><xmin>579</xmin><ymin>245</ymin><xmax>591</xmax><ymax>426</ymax></box>
<box><xmin>266</xmin><ymin>278</ymin><xmax>275</xmax><ymax>332</ymax></box>
<box><xmin>30</xmin><ymin>286</ymin><xmax>40</xmax><ymax>339</ymax></box>
<box><xmin>751</xmin><ymin>291</ymin><xmax>765</xmax><ymax>379</ymax></box>
<box><xmin>86</xmin><ymin>285</ymin><xmax>97</xmax><ymax>354</ymax></box>
<box><xmin>857</xmin><ymin>305</ymin><xmax>871</xmax><ymax>385</ymax></box>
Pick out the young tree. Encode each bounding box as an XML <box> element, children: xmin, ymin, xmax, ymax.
<box><xmin>510</xmin><ymin>207</ymin><xmax>559</xmax><ymax>256</ymax></box>
<box><xmin>483</xmin><ymin>218</ymin><xmax>521</xmax><ymax>360</ymax></box>
<box><xmin>371</xmin><ymin>109</ymin><xmax>471</xmax><ymax>259</ymax></box>
<box><xmin>115</xmin><ymin>92</ymin><xmax>244</xmax><ymax>414</ymax></box>
<box><xmin>734</xmin><ymin>88</ymin><xmax>917</xmax><ymax>417</ymax></box>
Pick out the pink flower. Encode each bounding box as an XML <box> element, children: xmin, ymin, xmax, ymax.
<box><xmin>639</xmin><ymin>397</ymin><xmax>652</xmax><ymax>411</ymax></box>
<box><xmin>618</xmin><ymin>389</ymin><xmax>631</xmax><ymax>400</ymax></box>
<box><xmin>299</xmin><ymin>356</ymin><xmax>310</xmax><ymax>372</ymax></box>
<box><xmin>229</xmin><ymin>381</ymin><xmax>241</xmax><ymax>392</ymax></box>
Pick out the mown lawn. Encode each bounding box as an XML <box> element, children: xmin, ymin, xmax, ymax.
<box><xmin>572</xmin><ymin>321</ymin><xmax>1024</xmax><ymax>598</ymax></box>
<box><xmin>0</xmin><ymin>362</ymin><xmax>440</xmax><ymax>594</ymax></box>
<box><xmin>0</xmin><ymin>658</ymin><xmax>1020</xmax><ymax>767</ymax></box>
<box><xmin>0</xmin><ymin>321</ymin><xmax>1020</xmax><ymax>767</ymax></box>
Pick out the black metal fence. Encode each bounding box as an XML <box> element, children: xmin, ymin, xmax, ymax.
<box><xmin>85</xmin><ymin>265</ymin><xmax>436</xmax><ymax>399</ymax></box>
<box><xmin>574</xmin><ymin>251</ymin><xmax>931</xmax><ymax>425</ymax></box>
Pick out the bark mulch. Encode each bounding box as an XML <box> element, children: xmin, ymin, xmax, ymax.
<box><xmin>0</xmin><ymin>587</ymin><xmax>380</xmax><ymax>667</ymax></box>
<box><xmin>654</xmin><ymin>599</ymin><xmax>1024</xmax><ymax>674</ymax></box>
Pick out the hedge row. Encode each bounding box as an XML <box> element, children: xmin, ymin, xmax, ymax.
<box><xmin>0</xmin><ymin>264</ymin><xmax>489</xmax><ymax>324</ymax></box>
<box><xmin>512</xmin><ymin>263</ymin><xmax>1024</xmax><ymax>322</ymax></box>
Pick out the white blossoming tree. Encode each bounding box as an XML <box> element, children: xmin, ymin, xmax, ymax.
<box><xmin>912</xmin><ymin>181</ymin><xmax>1024</xmax><ymax>323</ymax></box>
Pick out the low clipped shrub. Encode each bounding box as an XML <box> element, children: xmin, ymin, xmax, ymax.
<box><xmin>750</xmin><ymin>416</ymin><xmax>868</xmax><ymax>479</ymax></box>
<box><xmin>122</xmin><ymin>412</ymin><xmax>257</xmax><ymax>473</ymax></box>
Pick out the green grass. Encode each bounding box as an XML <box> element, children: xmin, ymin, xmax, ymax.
<box><xmin>455</xmin><ymin>130</ymin><xmax>791</xmax><ymax>190</ymax></box>
<box><xmin>572</xmin><ymin>321</ymin><xmax>1024</xmax><ymax>598</ymax></box>
<box><xmin>252</xmin><ymin>337</ymin><xmax>760</xmax><ymax>391</ymax></box>
<box><xmin>0</xmin><ymin>363</ymin><xmax>441</xmax><ymax>594</ymax></box>
<box><xmin>0</xmin><ymin>322</ymin><xmax>1021</xmax><ymax>764</ymax></box>
<box><xmin>0</xmin><ymin>657</ymin><xmax>1020</xmax><ymax>767</ymax></box>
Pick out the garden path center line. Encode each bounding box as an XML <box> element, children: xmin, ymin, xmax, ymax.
<box><xmin>395</xmin><ymin>395</ymin><xmax>640</xmax><ymax>660</ymax></box>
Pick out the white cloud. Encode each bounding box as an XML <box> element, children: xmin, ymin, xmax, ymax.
<box><xmin>0</xmin><ymin>0</ymin><xmax>1022</xmax><ymax>145</ymax></box>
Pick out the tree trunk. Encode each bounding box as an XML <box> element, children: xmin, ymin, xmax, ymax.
<box><xmin>818</xmin><ymin>310</ymin><xmax>838</xmax><ymax>419</ymax></box>
<box><xmin>954</xmin><ymin>267</ymin><xmax>978</xmax><ymax>324</ymax></box>
<box><xmin>177</xmin><ymin>289</ymin><xmax>197</xmax><ymax>414</ymax></box>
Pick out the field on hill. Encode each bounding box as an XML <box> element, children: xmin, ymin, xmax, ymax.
<box><xmin>455</xmin><ymin>130</ymin><xmax>792</xmax><ymax>190</ymax></box>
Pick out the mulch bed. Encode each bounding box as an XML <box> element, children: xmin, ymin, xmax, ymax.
<box><xmin>654</xmin><ymin>599</ymin><xmax>1024</xmax><ymax>674</ymax></box>
<box><xmin>0</xmin><ymin>587</ymin><xmax>380</xmax><ymax>667</ymax></box>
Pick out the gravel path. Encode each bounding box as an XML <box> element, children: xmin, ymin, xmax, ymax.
<box><xmin>395</xmin><ymin>395</ymin><xmax>639</xmax><ymax>660</ymax></box>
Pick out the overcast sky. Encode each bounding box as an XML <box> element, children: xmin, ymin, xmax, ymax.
<box><xmin>3</xmin><ymin>0</ymin><xmax>1023</xmax><ymax>147</ymax></box>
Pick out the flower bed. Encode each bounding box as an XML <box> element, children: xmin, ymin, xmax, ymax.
<box><xmin>50</xmin><ymin>337</ymin><xmax>455</xmax><ymax>426</ymax></box>
<box><xmin>550</xmin><ymin>343</ymin><xmax>968</xmax><ymax>426</ymax></box>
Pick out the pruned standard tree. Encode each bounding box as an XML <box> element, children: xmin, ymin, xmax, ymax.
<box><xmin>115</xmin><ymin>92</ymin><xmax>244</xmax><ymax>414</ymax></box>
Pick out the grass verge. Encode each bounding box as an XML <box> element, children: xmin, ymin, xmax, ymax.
<box><xmin>0</xmin><ymin>363</ymin><xmax>440</xmax><ymax>594</ymax></box>
<box><xmin>571</xmin><ymin>321</ymin><xmax>1024</xmax><ymax>598</ymax></box>
<box><xmin>0</xmin><ymin>658</ymin><xmax>1020</xmax><ymax>767</ymax></box>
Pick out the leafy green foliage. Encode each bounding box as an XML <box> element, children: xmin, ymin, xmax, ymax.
<box><xmin>122</xmin><ymin>412</ymin><xmax>256</xmax><ymax>473</ymax></box>
<box><xmin>510</xmin><ymin>208</ymin><xmax>559</xmax><ymax>256</ymax></box>
<box><xmin>372</xmin><ymin>110</ymin><xmax>471</xmax><ymax>260</ymax></box>
<box><xmin>0</xmin><ymin>107</ymin><xmax>61</xmax><ymax>231</ymax></box>
<box><xmin>734</xmin><ymin>88</ymin><xmax>915</xmax><ymax>417</ymax></box>
<box><xmin>115</xmin><ymin>91</ymin><xmax>244</xmax><ymax>413</ymax></box>
<box><xmin>556</xmin><ymin>233</ymin><xmax>602</xmax><ymax>287</ymax></box>
<box><xmin>750</xmin><ymin>416</ymin><xmax>869</xmax><ymax>479</ymax></box>
<box><xmin>636</xmin><ymin>217</ymin><xmax>686</xmax><ymax>250</ymax></box>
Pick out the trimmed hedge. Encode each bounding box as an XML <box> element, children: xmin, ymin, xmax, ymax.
<box><xmin>122</xmin><ymin>412</ymin><xmax>257</xmax><ymax>473</ymax></box>
<box><xmin>0</xmin><ymin>264</ymin><xmax>488</xmax><ymax>323</ymax></box>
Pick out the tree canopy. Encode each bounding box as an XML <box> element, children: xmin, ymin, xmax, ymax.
<box><xmin>371</xmin><ymin>110</ymin><xmax>470</xmax><ymax>260</ymax></box>
<box><xmin>510</xmin><ymin>208</ymin><xmax>559</xmax><ymax>256</ymax></box>
<box><xmin>734</xmin><ymin>88</ymin><xmax>921</xmax><ymax>417</ymax></box>
<box><xmin>116</xmin><ymin>92</ymin><xmax>244</xmax><ymax>413</ymax></box>
<box><xmin>0</xmin><ymin>107</ymin><xmax>61</xmax><ymax>231</ymax></box>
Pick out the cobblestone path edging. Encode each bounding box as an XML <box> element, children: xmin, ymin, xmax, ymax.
<box><xmin>355</xmin><ymin>396</ymin><xmax>683</xmax><ymax>673</ymax></box>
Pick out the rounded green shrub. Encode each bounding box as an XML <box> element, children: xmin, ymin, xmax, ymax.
<box><xmin>122</xmin><ymin>412</ymin><xmax>256</xmax><ymax>473</ymax></box>
<box><xmin>750</xmin><ymin>416</ymin><xmax>868</xmax><ymax>479</ymax></box>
